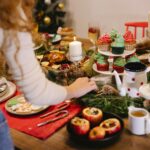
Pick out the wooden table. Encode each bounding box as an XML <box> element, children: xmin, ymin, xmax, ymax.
<box><xmin>9</xmin><ymin>38</ymin><xmax>150</xmax><ymax>150</ymax></box>
<box><xmin>10</xmin><ymin>119</ymin><xmax>150</xmax><ymax>150</ymax></box>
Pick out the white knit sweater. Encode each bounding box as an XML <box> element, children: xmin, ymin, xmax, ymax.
<box><xmin>0</xmin><ymin>29</ymin><xmax>67</xmax><ymax>106</ymax></box>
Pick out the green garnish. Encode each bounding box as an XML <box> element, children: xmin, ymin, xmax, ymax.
<box><xmin>7</xmin><ymin>99</ymin><xmax>19</xmax><ymax>107</ymax></box>
<box><xmin>79</xmin><ymin>93</ymin><xmax>144</xmax><ymax>116</ymax></box>
<box><xmin>114</xmin><ymin>58</ymin><xmax>126</xmax><ymax>67</ymax></box>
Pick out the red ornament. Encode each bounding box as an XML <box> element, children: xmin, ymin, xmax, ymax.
<box><xmin>132</xmin><ymin>78</ymin><xmax>135</xmax><ymax>81</ymax></box>
<box><xmin>128</xmin><ymin>88</ymin><xmax>130</xmax><ymax>91</ymax></box>
<box><xmin>141</xmin><ymin>82</ymin><xmax>144</xmax><ymax>85</ymax></box>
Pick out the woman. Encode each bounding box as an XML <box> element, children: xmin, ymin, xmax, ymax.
<box><xmin>0</xmin><ymin>1</ymin><xmax>97</xmax><ymax>149</ymax></box>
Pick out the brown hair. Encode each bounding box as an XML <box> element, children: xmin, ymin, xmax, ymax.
<box><xmin>0</xmin><ymin>0</ymin><xmax>35</xmax><ymax>31</ymax></box>
<box><xmin>0</xmin><ymin>0</ymin><xmax>35</xmax><ymax>79</ymax></box>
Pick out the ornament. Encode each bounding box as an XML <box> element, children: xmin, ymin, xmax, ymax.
<box><xmin>37</xmin><ymin>11</ymin><xmax>44</xmax><ymax>18</ymax></box>
<box><xmin>45</xmin><ymin>0</ymin><xmax>51</xmax><ymax>5</ymax></box>
<box><xmin>58</xmin><ymin>3</ymin><xmax>64</xmax><ymax>9</ymax></box>
<box><xmin>44</xmin><ymin>16</ymin><xmax>51</xmax><ymax>25</ymax></box>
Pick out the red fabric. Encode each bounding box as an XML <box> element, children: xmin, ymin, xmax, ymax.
<box><xmin>0</xmin><ymin>91</ymin><xmax>82</xmax><ymax>140</ymax></box>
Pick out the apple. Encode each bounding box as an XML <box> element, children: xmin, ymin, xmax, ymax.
<box><xmin>82</xmin><ymin>107</ymin><xmax>103</xmax><ymax>125</ymax></box>
<box><xmin>70</xmin><ymin>117</ymin><xmax>90</xmax><ymax>135</ymax></box>
<box><xmin>100</xmin><ymin>118</ymin><xmax>121</xmax><ymax>135</ymax></box>
<box><xmin>89</xmin><ymin>126</ymin><xmax>105</xmax><ymax>140</ymax></box>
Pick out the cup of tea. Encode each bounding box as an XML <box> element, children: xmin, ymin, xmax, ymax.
<box><xmin>128</xmin><ymin>106</ymin><xmax>150</xmax><ymax>135</ymax></box>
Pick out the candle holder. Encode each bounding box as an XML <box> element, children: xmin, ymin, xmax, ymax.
<box><xmin>68</xmin><ymin>39</ymin><xmax>84</xmax><ymax>72</ymax></box>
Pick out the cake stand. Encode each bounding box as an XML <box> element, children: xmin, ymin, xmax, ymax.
<box><xmin>98</xmin><ymin>49</ymin><xmax>136</xmax><ymax>57</ymax></box>
<box><xmin>93</xmin><ymin>49</ymin><xmax>136</xmax><ymax>75</ymax></box>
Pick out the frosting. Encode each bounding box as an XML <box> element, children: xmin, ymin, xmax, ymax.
<box><xmin>97</xmin><ymin>58</ymin><xmax>107</xmax><ymax>64</ymax></box>
<box><xmin>114</xmin><ymin>57</ymin><xmax>126</xmax><ymax>67</ymax></box>
<box><xmin>94</xmin><ymin>53</ymin><xmax>107</xmax><ymax>64</ymax></box>
<box><xmin>123</xmin><ymin>30</ymin><xmax>135</xmax><ymax>42</ymax></box>
<box><xmin>94</xmin><ymin>53</ymin><xmax>105</xmax><ymax>60</ymax></box>
<box><xmin>111</xmin><ymin>34</ymin><xmax>124</xmax><ymax>47</ymax></box>
<box><xmin>127</xmin><ymin>56</ymin><xmax>140</xmax><ymax>63</ymax></box>
<box><xmin>110</xmin><ymin>29</ymin><xmax>118</xmax><ymax>40</ymax></box>
<box><xmin>97</xmin><ymin>34</ymin><xmax>111</xmax><ymax>44</ymax></box>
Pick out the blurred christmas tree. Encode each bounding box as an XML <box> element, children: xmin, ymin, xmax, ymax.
<box><xmin>34</xmin><ymin>0</ymin><xmax>66</xmax><ymax>33</ymax></box>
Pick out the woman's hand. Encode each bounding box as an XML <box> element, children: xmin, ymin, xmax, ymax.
<box><xmin>66</xmin><ymin>77</ymin><xmax>97</xmax><ymax>99</ymax></box>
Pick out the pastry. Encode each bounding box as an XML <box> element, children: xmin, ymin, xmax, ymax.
<box><xmin>113</xmin><ymin>57</ymin><xmax>126</xmax><ymax>73</ymax></box>
<box><xmin>57</xmin><ymin>27</ymin><xmax>74</xmax><ymax>36</ymax></box>
<box><xmin>97</xmin><ymin>33</ymin><xmax>111</xmax><ymax>51</ymax></box>
<box><xmin>111</xmin><ymin>34</ymin><xmax>125</xmax><ymax>54</ymax></box>
<box><xmin>110</xmin><ymin>29</ymin><xmax>118</xmax><ymax>41</ymax></box>
<box><xmin>123</xmin><ymin>30</ymin><xmax>136</xmax><ymax>50</ymax></box>
<box><xmin>94</xmin><ymin>53</ymin><xmax>109</xmax><ymax>71</ymax></box>
<box><xmin>127</xmin><ymin>55</ymin><xmax>140</xmax><ymax>63</ymax></box>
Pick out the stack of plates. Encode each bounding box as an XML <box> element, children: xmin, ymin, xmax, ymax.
<box><xmin>0</xmin><ymin>78</ymin><xmax>16</xmax><ymax>103</ymax></box>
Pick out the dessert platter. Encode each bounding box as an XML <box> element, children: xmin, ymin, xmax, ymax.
<box><xmin>93</xmin><ymin>29</ymin><xmax>138</xmax><ymax>75</ymax></box>
<box><xmin>0</xmin><ymin>78</ymin><xmax>16</xmax><ymax>103</ymax></box>
<box><xmin>5</xmin><ymin>95</ymin><xmax>48</xmax><ymax>116</ymax></box>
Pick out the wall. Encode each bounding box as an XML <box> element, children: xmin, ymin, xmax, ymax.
<box><xmin>65</xmin><ymin>0</ymin><xmax>150</xmax><ymax>39</ymax></box>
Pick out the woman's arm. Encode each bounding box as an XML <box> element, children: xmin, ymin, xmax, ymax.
<box><xmin>0</xmin><ymin>29</ymin><xmax>97</xmax><ymax>106</ymax></box>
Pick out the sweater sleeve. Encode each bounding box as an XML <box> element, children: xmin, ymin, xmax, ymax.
<box><xmin>0</xmin><ymin>29</ymin><xmax>68</xmax><ymax>106</ymax></box>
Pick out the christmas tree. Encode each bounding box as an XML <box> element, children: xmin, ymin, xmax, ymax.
<box><xmin>34</xmin><ymin>0</ymin><xmax>66</xmax><ymax>33</ymax></box>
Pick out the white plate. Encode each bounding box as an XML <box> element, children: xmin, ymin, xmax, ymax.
<box><xmin>0</xmin><ymin>82</ymin><xmax>16</xmax><ymax>103</ymax></box>
<box><xmin>5</xmin><ymin>95</ymin><xmax>49</xmax><ymax>116</ymax></box>
<box><xmin>98</xmin><ymin>49</ymin><xmax>136</xmax><ymax>57</ymax></box>
<box><xmin>92</xmin><ymin>63</ymin><xmax>124</xmax><ymax>76</ymax></box>
<box><xmin>50</xmin><ymin>34</ymin><xmax>61</xmax><ymax>43</ymax></box>
<box><xmin>33</xmin><ymin>43</ymin><xmax>43</xmax><ymax>51</ymax></box>
<box><xmin>139</xmin><ymin>84</ymin><xmax>150</xmax><ymax>99</ymax></box>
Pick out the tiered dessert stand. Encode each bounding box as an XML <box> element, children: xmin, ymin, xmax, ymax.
<box><xmin>92</xmin><ymin>48</ymin><xmax>136</xmax><ymax>75</ymax></box>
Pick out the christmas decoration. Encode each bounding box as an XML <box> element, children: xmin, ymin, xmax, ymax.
<box><xmin>58</xmin><ymin>2</ymin><xmax>64</xmax><ymax>9</ymax></box>
<box><xmin>44</xmin><ymin>16</ymin><xmax>51</xmax><ymax>25</ymax></box>
<box><xmin>34</xmin><ymin>0</ymin><xmax>66</xmax><ymax>33</ymax></box>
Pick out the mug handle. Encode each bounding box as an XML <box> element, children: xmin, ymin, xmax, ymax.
<box><xmin>145</xmin><ymin>118</ymin><xmax>150</xmax><ymax>135</ymax></box>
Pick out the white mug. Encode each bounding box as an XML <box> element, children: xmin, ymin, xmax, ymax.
<box><xmin>128</xmin><ymin>106</ymin><xmax>150</xmax><ymax>135</ymax></box>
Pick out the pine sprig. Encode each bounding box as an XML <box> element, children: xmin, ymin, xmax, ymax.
<box><xmin>79</xmin><ymin>93</ymin><xmax>145</xmax><ymax>117</ymax></box>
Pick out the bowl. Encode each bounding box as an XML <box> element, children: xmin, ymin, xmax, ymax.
<box><xmin>67</xmin><ymin>112</ymin><xmax>124</xmax><ymax>147</ymax></box>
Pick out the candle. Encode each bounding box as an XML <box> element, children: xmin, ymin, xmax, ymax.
<box><xmin>148</xmin><ymin>11</ymin><xmax>150</xmax><ymax>31</ymax></box>
<box><xmin>69</xmin><ymin>40</ymin><xmax>83</xmax><ymax>62</ymax></box>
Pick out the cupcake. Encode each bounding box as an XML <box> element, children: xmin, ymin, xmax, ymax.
<box><xmin>97</xmin><ymin>34</ymin><xmax>111</xmax><ymax>51</ymax></box>
<box><xmin>113</xmin><ymin>57</ymin><xmax>126</xmax><ymax>73</ymax></box>
<box><xmin>94</xmin><ymin>53</ymin><xmax>109</xmax><ymax>71</ymax></box>
<box><xmin>110</xmin><ymin>29</ymin><xmax>118</xmax><ymax>41</ymax></box>
<box><xmin>111</xmin><ymin>34</ymin><xmax>125</xmax><ymax>54</ymax></box>
<box><xmin>126</xmin><ymin>55</ymin><xmax>140</xmax><ymax>63</ymax></box>
<box><xmin>123</xmin><ymin>30</ymin><xmax>136</xmax><ymax>50</ymax></box>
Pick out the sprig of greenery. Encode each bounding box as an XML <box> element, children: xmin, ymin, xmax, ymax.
<box><xmin>78</xmin><ymin>93</ymin><xmax>145</xmax><ymax>117</ymax></box>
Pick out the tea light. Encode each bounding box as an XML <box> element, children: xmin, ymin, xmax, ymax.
<box><xmin>69</xmin><ymin>40</ymin><xmax>83</xmax><ymax>62</ymax></box>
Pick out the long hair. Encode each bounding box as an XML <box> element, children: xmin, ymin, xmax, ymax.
<box><xmin>0</xmin><ymin>0</ymin><xmax>35</xmax><ymax>79</ymax></box>
<box><xmin>0</xmin><ymin>0</ymin><xmax>35</xmax><ymax>30</ymax></box>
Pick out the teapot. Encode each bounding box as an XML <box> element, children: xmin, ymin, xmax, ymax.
<box><xmin>113</xmin><ymin>62</ymin><xmax>150</xmax><ymax>98</ymax></box>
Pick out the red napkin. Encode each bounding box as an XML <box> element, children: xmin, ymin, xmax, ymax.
<box><xmin>0</xmin><ymin>92</ymin><xmax>82</xmax><ymax>140</ymax></box>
